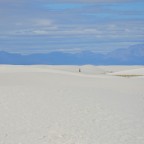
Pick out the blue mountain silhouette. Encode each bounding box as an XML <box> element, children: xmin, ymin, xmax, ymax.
<box><xmin>0</xmin><ymin>44</ymin><xmax>144</xmax><ymax>65</ymax></box>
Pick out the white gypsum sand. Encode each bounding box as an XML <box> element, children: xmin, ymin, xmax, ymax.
<box><xmin>108</xmin><ymin>67</ymin><xmax>144</xmax><ymax>77</ymax></box>
<box><xmin>0</xmin><ymin>65</ymin><xmax>144</xmax><ymax>144</ymax></box>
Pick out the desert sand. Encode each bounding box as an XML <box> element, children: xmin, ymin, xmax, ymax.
<box><xmin>0</xmin><ymin>65</ymin><xmax>144</xmax><ymax>144</ymax></box>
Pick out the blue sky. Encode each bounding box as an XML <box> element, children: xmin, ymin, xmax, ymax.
<box><xmin>0</xmin><ymin>0</ymin><xmax>144</xmax><ymax>54</ymax></box>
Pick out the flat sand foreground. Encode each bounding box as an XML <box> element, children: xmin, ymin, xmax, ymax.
<box><xmin>0</xmin><ymin>65</ymin><xmax>144</xmax><ymax>144</ymax></box>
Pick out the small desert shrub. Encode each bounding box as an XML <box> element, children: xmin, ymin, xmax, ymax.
<box><xmin>116</xmin><ymin>74</ymin><xmax>143</xmax><ymax>78</ymax></box>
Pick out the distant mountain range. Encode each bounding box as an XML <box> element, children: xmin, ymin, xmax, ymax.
<box><xmin>0</xmin><ymin>44</ymin><xmax>144</xmax><ymax>65</ymax></box>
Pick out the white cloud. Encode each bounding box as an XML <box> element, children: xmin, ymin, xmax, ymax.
<box><xmin>15</xmin><ymin>19</ymin><xmax>54</xmax><ymax>27</ymax></box>
<box><xmin>32</xmin><ymin>30</ymin><xmax>49</xmax><ymax>35</ymax></box>
<box><xmin>4</xmin><ymin>22</ymin><xmax>144</xmax><ymax>38</ymax></box>
<box><xmin>33</xmin><ymin>19</ymin><xmax>53</xmax><ymax>26</ymax></box>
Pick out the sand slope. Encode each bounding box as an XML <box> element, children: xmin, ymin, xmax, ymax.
<box><xmin>109</xmin><ymin>67</ymin><xmax>144</xmax><ymax>76</ymax></box>
<box><xmin>0</xmin><ymin>65</ymin><xmax>144</xmax><ymax>144</ymax></box>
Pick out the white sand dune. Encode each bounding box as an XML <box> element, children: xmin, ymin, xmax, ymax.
<box><xmin>109</xmin><ymin>67</ymin><xmax>144</xmax><ymax>76</ymax></box>
<box><xmin>0</xmin><ymin>65</ymin><xmax>144</xmax><ymax>144</ymax></box>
